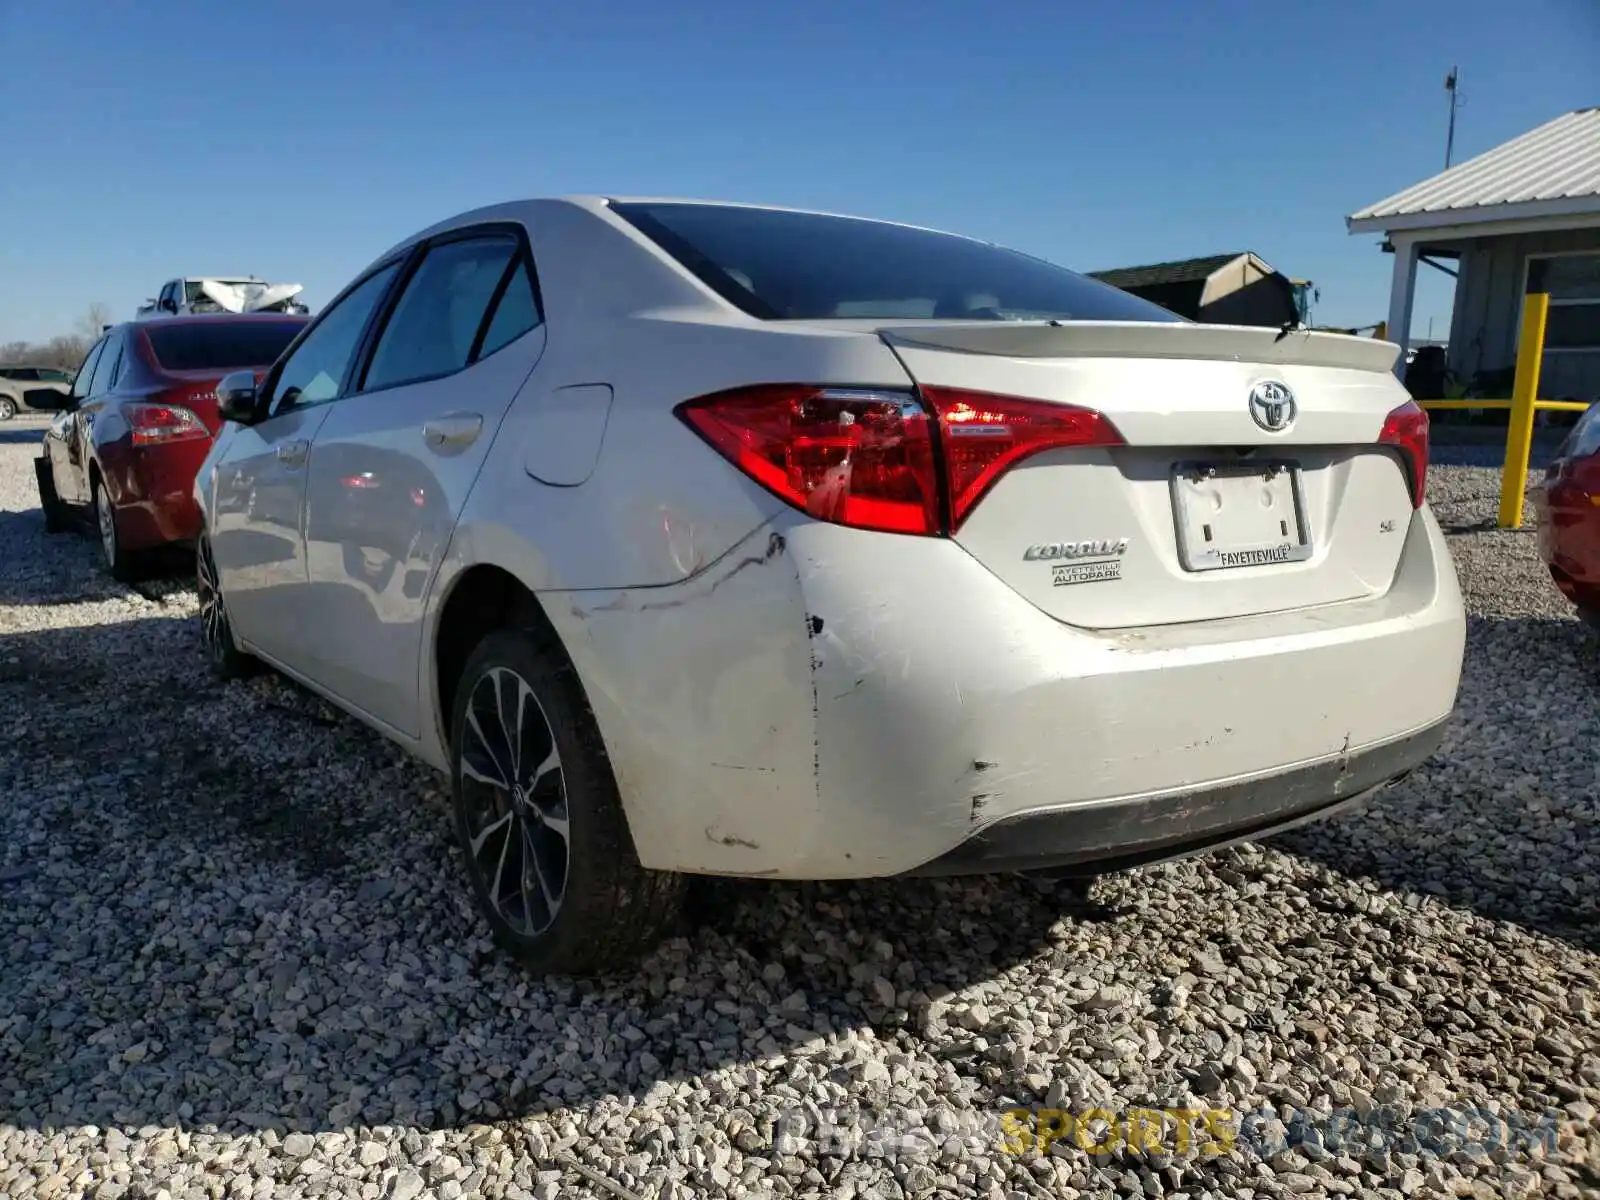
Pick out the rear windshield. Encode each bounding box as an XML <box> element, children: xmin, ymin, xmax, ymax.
<box><xmin>610</xmin><ymin>202</ymin><xmax>1183</xmax><ymax>324</ymax></box>
<box><xmin>144</xmin><ymin>321</ymin><xmax>306</xmax><ymax>372</ymax></box>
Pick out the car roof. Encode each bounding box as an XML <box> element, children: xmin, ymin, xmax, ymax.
<box><xmin>590</xmin><ymin>195</ymin><xmax>964</xmax><ymax>231</ymax></box>
<box><xmin>367</xmin><ymin>194</ymin><xmax>991</xmax><ymax>279</ymax></box>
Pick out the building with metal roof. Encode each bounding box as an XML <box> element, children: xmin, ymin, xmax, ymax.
<box><xmin>1088</xmin><ymin>251</ymin><xmax>1311</xmax><ymax>328</ymax></box>
<box><xmin>1348</xmin><ymin>107</ymin><xmax>1600</xmax><ymax>400</ymax></box>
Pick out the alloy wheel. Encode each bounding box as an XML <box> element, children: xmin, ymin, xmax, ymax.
<box><xmin>458</xmin><ymin>666</ymin><xmax>570</xmax><ymax>936</ymax></box>
<box><xmin>0</xmin><ymin>397</ymin><xmax>15</xmax><ymax>421</ymax></box>
<box><xmin>96</xmin><ymin>484</ymin><xmax>117</xmax><ymax>567</ymax></box>
<box><xmin>197</xmin><ymin>539</ymin><xmax>227</xmax><ymax>660</ymax></box>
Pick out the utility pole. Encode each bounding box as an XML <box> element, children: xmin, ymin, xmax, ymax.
<box><xmin>1445</xmin><ymin>67</ymin><xmax>1460</xmax><ymax>169</ymax></box>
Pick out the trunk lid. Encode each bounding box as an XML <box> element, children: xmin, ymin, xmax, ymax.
<box><xmin>142</xmin><ymin>368</ymin><xmax>270</xmax><ymax>435</ymax></box>
<box><xmin>877</xmin><ymin>321</ymin><xmax>1418</xmax><ymax>630</ymax></box>
<box><xmin>144</xmin><ymin>370</ymin><xmax>227</xmax><ymax>435</ymax></box>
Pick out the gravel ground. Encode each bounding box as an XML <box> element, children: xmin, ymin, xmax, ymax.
<box><xmin>1</xmin><ymin>420</ymin><xmax>1597</xmax><ymax>1200</ymax></box>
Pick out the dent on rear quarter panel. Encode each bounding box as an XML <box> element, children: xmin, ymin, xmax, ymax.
<box><xmin>539</xmin><ymin>523</ymin><xmax>823</xmax><ymax>875</ymax></box>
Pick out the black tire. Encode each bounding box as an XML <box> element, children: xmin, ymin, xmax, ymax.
<box><xmin>92</xmin><ymin>473</ymin><xmax>146</xmax><ymax>583</ymax></box>
<box><xmin>0</xmin><ymin>395</ymin><xmax>16</xmax><ymax>421</ymax></box>
<box><xmin>33</xmin><ymin>457</ymin><xmax>67</xmax><ymax>534</ymax></box>
<box><xmin>449</xmin><ymin>628</ymin><xmax>684</xmax><ymax>975</ymax></box>
<box><xmin>196</xmin><ymin>534</ymin><xmax>259</xmax><ymax>680</ymax></box>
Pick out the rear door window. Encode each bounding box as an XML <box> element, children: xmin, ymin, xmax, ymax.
<box><xmin>100</xmin><ymin>333</ymin><xmax>126</xmax><ymax>390</ymax></box>
<box><xmin>74</xmin><ymin>339</ymin><xmax>106</xmax><ymax>397</ymax></box>
<box><xmin>361</xmin><ymin>235</ymin><xmax>521</xmax><ymax>392</ymax></box>
<box><xmin>89</xmin><ymin>331</ymin><xmax>123</xmax><ymax>392</ymax></box>
<box><xmin>610</xmin><ymin>201</ymin><xmax>1182</xmax><ymax>324</ymax></box>
<box><xmin>476</xmin><ymin>260</ymin><xmax>542</xmax><ymax>358</ymax></box>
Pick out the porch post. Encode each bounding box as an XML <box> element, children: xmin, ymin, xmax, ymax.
<box><xmin>1386</xmin><ymin>235</ymin><xmax>1421</xmax><ymax>375</ymax></box>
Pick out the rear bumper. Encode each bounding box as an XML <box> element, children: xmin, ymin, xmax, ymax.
<box><xmin>551</xmin><ymin>504</ymin><xmax>1466</xmax><ymax>880</ymax></box>
<box><xmin>102</xmin><ymin>438</ymin><xmax>211</xmax><ymax>550</ymax></box>
<box><xmin>905</xmin><ymin>719</ymin><xmax>1446</xmax><ymax>876</ymax></box>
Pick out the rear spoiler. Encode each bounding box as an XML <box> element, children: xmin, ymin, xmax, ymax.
<box><xmin>875</xmin><ymin>320</ymin><xmax>1402</xmax><ymax>374</ymax></box>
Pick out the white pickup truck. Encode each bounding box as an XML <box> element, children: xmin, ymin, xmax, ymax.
<box><xmin>136</xmin><ymin>276</ymin><xmax>310</xmax><ymax>319</ymax></box>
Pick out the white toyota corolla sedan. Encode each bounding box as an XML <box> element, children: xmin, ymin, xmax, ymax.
<box><xmin>194</xmin><ymin>197</ymin><xmax>1466</xmax><ymax>974</ymax></box>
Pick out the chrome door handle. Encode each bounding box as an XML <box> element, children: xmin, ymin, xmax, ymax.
<box><xmin>276</xmin><ymin>439</ymin><xmax>309</xmax><ymax>466</ymax></box>
<box><xmin>423</xmin><ymin>412</ymin><xmax>484</xmax><ymax>451</ymax></box>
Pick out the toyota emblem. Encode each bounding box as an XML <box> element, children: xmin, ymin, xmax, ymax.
<box><xmin>1249</xmin><ymin>380</ymin><xmax>1297</xmax><ymax>433</ymax></box>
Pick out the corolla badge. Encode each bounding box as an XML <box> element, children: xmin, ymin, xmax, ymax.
<box><xmin>1022</xmin><ymin>538</ymin><xmax>1129</xmax><ymax>562</ymax></box>
<box><xmin>1248</xmin><ymin>380</ymin><xmax>1297</xmax><ymax>433</ymax></box>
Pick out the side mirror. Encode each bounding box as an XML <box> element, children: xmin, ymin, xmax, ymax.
<box><xmin>216</xmin><ymin>372</ymin><xmax>260</xmax><ymax>424</ymax></box>
<box><xmin>160</xmin><ymin>297</ymin><xmax>178</xmax><ymax>313</ymax></box>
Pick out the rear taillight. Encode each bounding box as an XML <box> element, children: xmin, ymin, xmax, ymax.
<box><xmin>127</xmin><ymin>402</ymin><xmax>209</xmax><ymax>447</ymax></box>
<box><xmin>678</xmin><ymin>386</ymin><xmax>941</xmax><ymax>534</ymax></box>
<box><xmin>1378</xmin><ymin>399</ymin><xmax>1429</xmax><ymax>508</ymax></box>
<box><xmin>676</xmin><ymin>384</ymin><xmax>1123</xmax><ymax>535</ymax></box>
<box><xmin>918</xmin><ymin>386</ymin><xmax>1125</xmax><ymax>528</ymax></box>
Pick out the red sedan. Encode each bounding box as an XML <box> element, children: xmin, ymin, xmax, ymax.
<box><xmin>1533</xmin><ymin>403</ymin><xmax>1600</xmax><ymax>624</ymax></box>
<box><xmin>33</xmin><ymin>314</ymin><xmax>308</xmax><ymax>579</ymax></box>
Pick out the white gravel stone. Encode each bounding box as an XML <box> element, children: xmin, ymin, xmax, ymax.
<box><xmin>1</xmin><ymin>426</ymin><xmax>1596</xmax><ymax>1197</ymax></box>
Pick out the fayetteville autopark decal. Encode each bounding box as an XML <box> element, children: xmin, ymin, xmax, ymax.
<box><xmin>1024</xmin><ymin>537</ymin><xmax>1130</xmax><ymax>587</ymax></box>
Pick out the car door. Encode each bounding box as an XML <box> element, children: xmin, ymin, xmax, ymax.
<box><xmin>299</xmin><ymin>228</ymin><xmax>546</xmax><ymax>735</ymax></box>
<box><xmin>49</xmin><ymin>337</ymin><xmax>106</xmax><ymax>504</ymax></box>
<box><xmin>77</xmin><ymin>330</ymin><xmax>125</xmax><ymax>489</ymax></box>
<box><xmin>84</xmin><ymin>327</ymin><xmax>126</xmax><ymax>439</ymax></box>
<box><xmin>207</xmin><ymin>260</ymin><xmax>405</xmax><ymax>667</ymax></box>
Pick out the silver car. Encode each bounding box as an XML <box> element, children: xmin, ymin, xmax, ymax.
<box><xmin>193</xmin><ymin>196</ymin><xmax>1465</xmax><ymax>975</ymax></box>
<box><xmin>0</xmin><ymin>365</ymin><xmax>74</xmax><ymax>420</ymax></box>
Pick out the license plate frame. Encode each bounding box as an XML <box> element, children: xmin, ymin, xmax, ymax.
<box><xmin>1170</xmin><ymin>459</ymin><xmax>1312</xmax><ymax>573</ymax></box>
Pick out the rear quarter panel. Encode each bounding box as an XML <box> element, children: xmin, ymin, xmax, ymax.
<box><xmin>418</xmin><ymin>199</ymin><xmax>920</xmax><ymax>810</ymax></box>
<box><xmin>444</xmin><ymin>199</ymin><xmax>920</xmax><ymax>594</ymax></box>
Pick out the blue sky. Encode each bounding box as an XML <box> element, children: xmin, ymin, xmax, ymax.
<box><xmin>1</xmin><ymin>0</ymin><xmax>1595</xmax><ymax>344</ymax></box>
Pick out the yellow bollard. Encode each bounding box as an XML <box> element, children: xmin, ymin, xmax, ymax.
<box><xmin>1497</xmin><ymin>293</ymin><xmax>1549</xmax><ymax>529</ymax></box>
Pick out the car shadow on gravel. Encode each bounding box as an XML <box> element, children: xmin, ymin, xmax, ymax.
<box><xmin>1274</xmin><ymin>613</ymin><xmax>1600</xmax><ymax>955</ymax></box>
<box><xmin>0</xmin><ymin>509</ymin><xmax>194</xmax><ymax>606</ymax></box>
<box><xmin>0</xmin><ymin>612</ymin><xmax>1121</xmax><ymax>1137</ymax></box>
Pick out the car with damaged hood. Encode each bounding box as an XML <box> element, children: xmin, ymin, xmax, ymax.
<box><xmin>190</xmin><ymin>196</ymin><xmax>1468</xmax><ymax>976</ymax></box>
<box><xmin>137</xmin><ymin>276</ymin><xmax>310</xmax><ymax>319</ymax></box>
